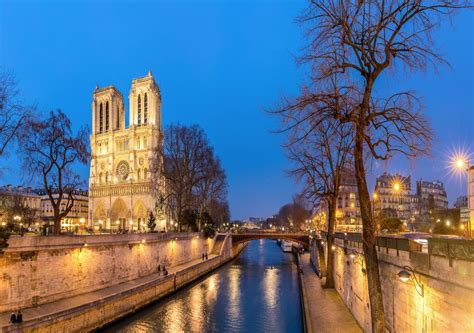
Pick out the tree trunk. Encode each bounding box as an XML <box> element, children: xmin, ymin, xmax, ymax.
<box><xmin>354</xmin><ymin>121</ymin><xmax>385</xmax><ymax>332</ymax></box>
<box><xmin>53</xmin><ymin>216</ymin><xmax>61</xmax><ymax>236</ymax></box>
<box><xmin>324</xmin><ymin>197</ymin><xmax>337</xmax><ymax>288</ymax></box>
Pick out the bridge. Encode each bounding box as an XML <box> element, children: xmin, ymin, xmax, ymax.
<box><xmin>231</xmin><ymin>232</ymin><xmax>310</xmax><ymax>248</ymax></box>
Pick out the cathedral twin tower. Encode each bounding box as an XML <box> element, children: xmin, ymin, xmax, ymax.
<box><xmin>88</xmin><ymin>71</ymin><xmax>164</xmax><ymax>231</ymax></box>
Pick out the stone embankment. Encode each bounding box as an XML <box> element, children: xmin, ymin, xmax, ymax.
<box><xmin>0</xmin><ymin>232</ymin><xmax>244</xmax><ymax>332</ymax></box>
<box><xmin>313</xmin><ymin>233</ymin><xmax>474</xmax><ymax>332</ymax></box>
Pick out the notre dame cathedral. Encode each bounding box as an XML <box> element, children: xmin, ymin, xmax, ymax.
<box><xmin>88</xmin><ymin>71</ymin><xmax>164</xmax><ymax>231</ymax></box>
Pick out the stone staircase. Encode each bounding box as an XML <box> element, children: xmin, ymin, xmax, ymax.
<box><xmin>210</xmin><ymin>234</ymin><xmax>226</xmax><ymax>255</ymax></box>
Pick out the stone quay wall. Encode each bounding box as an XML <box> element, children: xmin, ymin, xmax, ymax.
<box><xmin>0</xmin><ymin>234</ymin><xmax>245</xmax><ymax>333</ymax></box>
<box><xmin>313</xmin><ymin>233</ymin><xmax>474</xmax><ymax>332</ymax></box>
<box><xmin>0</xmin><ymin>233</ymin><xmax>213</xmax><ymax>312</ymax></box>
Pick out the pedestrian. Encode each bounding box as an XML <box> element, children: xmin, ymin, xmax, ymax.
<box><xmin>9</xmin><ymin>312</ymin><xmax>16</xmax><ymax>324</ymax></box>
<box><xmin>16</xmin><ymin>310</ymin><xmax>22</xmax><ymax>323</ymax></box>
<box><xmin>202</xmin><ymin>253</ymin><xmax>205</xmax><ymax>261</ymax></box>
<box><xmin>164</xmin><ymin>269</ymin><xmax>168</xmax><ymax>276</ymax></box>
<box><xmin>205</xmin><ymin>253</ymin><xmax>208</xmax><ymax>260</ymax></box>
<box><xmin>157</xmin><ymin>265</ymin><xmax>161</xmax><ymax>275</ymax></box>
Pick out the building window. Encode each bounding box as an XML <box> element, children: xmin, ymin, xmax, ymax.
<box><xmin>99</xmin><ymin>103</ymin><xmax>103</xmax><ymax>133</ymax></box>
<box><xmin>137</xmin><ymin>95</ymin><xmax>142</xmax><ymax>125</ymax></box>
<box><xmin>144</xmin><ymin>93</ymin><xmax>148</xmax><ymax>124</ymax></box>
<box><xmin>143</xmin><ymin>136</ymin><xmax>147</xmax><ymax>148</ymax></box>
<box><xmin>116</xmin><ymin>106</ymin><xmax>120</xmax><ymax>129</ymax></box>
<box><xmin>105</xmin><ymin>101</ymin><xmax>109</xmax><ymax>131</ymax></box>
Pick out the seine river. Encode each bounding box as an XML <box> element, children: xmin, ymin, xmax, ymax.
<box><xmin>102</xmin><ymin>239</ymin><xmax>303</xmax><ymax>333</ymax></box>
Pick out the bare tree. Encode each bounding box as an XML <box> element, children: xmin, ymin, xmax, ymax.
<box><xmin>195</xmin><ymin>156</ymin><xmax>228</xmax><ymax>229</ymax></box>
<box><xmin>0</xmin><ymin>71</ymin><xmax>29</xmax><ymax>158</ymax></box>
<box><xmin>292</xmin><ymin>1</ymin><xmax>469</xmax><ymax>331</ymax></box>
<box><xmin>277</xmin><ymin>197</ymin><xmax>311</xmax><ymax>231</ymax></box>
<box><xmin>19</xmin><ymin>110</ymin><xmax>89</xmax><ymax>235</ymax></box>
<box><xmin>280</xmin><ymin>90</ymin><xmax>353</xmax><ymax>288</ymax></box>
<box><xmin>154</xmin><ymin>124</ymin><xmax>229</xmax><ymax>231</ymax></box>
<box><xmin>0</xmin><ymin>193</ymin><xmax>39</xmax><ymax>232</ymax></box>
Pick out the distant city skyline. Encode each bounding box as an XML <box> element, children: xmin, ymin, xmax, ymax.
<box><xmin>1</xmin><ymin>0</ymin><xmax>473</xmax><ymax>220</ymax></box>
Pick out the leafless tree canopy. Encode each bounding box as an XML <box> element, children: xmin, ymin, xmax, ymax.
<box><xmin>153</xmin><ymin>124</ymin><xmax>228</xmax><ymax>231</ymax></box>
<box><xmin>0</xmin><ymin>71</ymin><xmax>30</xmax><ymax>157</ymax></box>
<box><xmin>0</xmin><ymin>193</ymin><xmax>39</xmax><ymax>231</ymax></box>
<box><xmin>18</xmin><ymin>110</ymin><xmax>89</xmax><ymax>235</ymax></box>
<box><xmin>272</xmin><ymin>1</ymin><xmax>470</xmax><ymax>331</ymax></box>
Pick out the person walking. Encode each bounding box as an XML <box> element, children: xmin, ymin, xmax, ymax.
<box><xmin>9</xmin><ymin>312</ymin><xmax>16</xmax><ymax>324</ymax></box>
<box><xmin>16</xmin><ymin>310</ymin><xmax>22</xmax><ymax>323</ymax></box>
<box><xmin>157</xmin><ymin>264</ymin><xmax>161</xmax><ymax>276</ymax></box>
<box><xmin>202</xmin><ymin>253</ymin><xmax>205</xmax><ymax>261</ymax></box>
<box><xmin>205</xmin><ymin>253</ymin><xmax>208</xmax><ymax>260</ymax></box>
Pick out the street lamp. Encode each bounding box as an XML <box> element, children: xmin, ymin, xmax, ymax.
<box><xmin>397</xmin><ymin>266</ymin><xmax>424</xmax><ymax>297</ymax></box>
<box><xmin>392</xmin><ymin>182</ymin><xmax>401</xmax><ymax>193</ymax></box>
<box><xmin>450</xmin><ymin>151</ymin><xmax>472</xmax><ymax>239</ymax></box>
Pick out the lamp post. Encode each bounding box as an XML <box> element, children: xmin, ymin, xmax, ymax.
<box><xmin>397</xmin><ymin>266</ymin><xmax>424</xmax><ymax>297</ymax></box>
<box><xmin>452</xmin><ymin>155</ymin><xmax>472</xmax><ymax>239</ymax></box>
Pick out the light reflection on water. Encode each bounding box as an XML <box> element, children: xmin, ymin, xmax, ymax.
<box><xmin>101</xmin><ymin>239</ymin><xmax>303</xmax><ymax>333</ymax></box>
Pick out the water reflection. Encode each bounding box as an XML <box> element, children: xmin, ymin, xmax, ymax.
<box><xmin>102</xmin><ymin>239</ymin><xmax>303</xmax><ymax>333</ymax></box>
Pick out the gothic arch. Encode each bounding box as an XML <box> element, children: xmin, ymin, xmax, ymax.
<box><xmin>99</xmin><ymin>103</ymin><xmax>103</xmax><ymax>132</ymax></box>
<box><xmin>93</xmin><ymin>203</ymin><xmax>107</xmax><ymax>222</ymax></box>
<box><xmin>105</xmin><ymin>101</ymin><xmax>109</xmax><ymax>130</ymax></box>
<box><xmin>110</xmin><ymin>198</ymin><xmax>129</xmax><ymax>222</ymax></box>
<box><xmin>144</xmin><ymin>93</ymin><xmax>148</xmax><ymax>124</ymax></box>
<box><xmin>137</xmin><ymin>94</ymin><xmax>142</xmax><ymax>125</ymax></box>
<box><xmin>133</xmin><ymin>200</ymin><xmax>147</xmax><ymax>220</ymax></box>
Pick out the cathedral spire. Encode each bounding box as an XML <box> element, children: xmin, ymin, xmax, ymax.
<box><xmin>148</xmin><ymin>69</ymin><xmax>153</xmax><ymax>77</ymax></box>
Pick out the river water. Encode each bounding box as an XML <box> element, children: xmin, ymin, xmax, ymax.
<box><xmin>102</xmin><ymin>239</ymin><xmax>303</xmax><ymax>333</ymax></box>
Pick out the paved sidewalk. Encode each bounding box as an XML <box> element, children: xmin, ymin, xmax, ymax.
<box><xmin>300</xmin><ymin>253</ymin><xmax>362</xmax><ymax>333</ymax></box>
<box><xmin>0</xmin><ymin>255</ymin><xmax>217</xmax><ymax>329</ymax></box>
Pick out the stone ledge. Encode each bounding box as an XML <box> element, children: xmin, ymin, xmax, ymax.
<box><xmin>4</xmin><ymin>232</ymin><xmax>201</xmax><ymax>253</ymax></box>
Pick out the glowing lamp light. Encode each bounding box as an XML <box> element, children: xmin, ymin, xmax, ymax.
<box><xmin>350</xmin><ymin>252</ymin><xmax>356</xmax><ymax>259</ymax></box>
<box><xmin>129</xmin><ymin>220</ymin><xmax>134</xmax><ymax>225</ymax></box>
<box><xmin>141</xmin><ymin>239</ymin><xmax>146</xmax><ymax>243</ymax></box>
<box><xmin>446</xmin><ymin>220</ymin><xmax>451</xmax><ymax>226</ymax></box>
<box><xmin>393</xmin><ymin>182</ymin><xmax>401</xmax><ymax>192</ymax></box>
<box><xmin>331</xmin><ymin>245</ymin><xmax>336</xmax><ymax>251</ymax></box>
<box><xmin>456</xmin><ymin>158</ymin><xmax>465</xmax><ymax>170</ymax></box>
<box><xmin>373</xmin><ymin>193</ymin><xmax>378</xmax><ymax>200</ymax></box>
<box><xmin>398</xmin><ymin>270</ymin><xmax>411</xmax><ymax>283</ymax></box>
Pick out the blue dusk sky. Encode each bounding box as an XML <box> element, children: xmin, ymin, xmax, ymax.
<box><xmin>1</xmin><ymin>0</ymin><xmax>473</xmax><ymax>220</ymax></box>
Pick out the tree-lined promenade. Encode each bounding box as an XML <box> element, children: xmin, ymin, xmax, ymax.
<box><xmin>271</xmin><ymin>1</ymin><xmax>472</xmax><ymax>332</ymax></box>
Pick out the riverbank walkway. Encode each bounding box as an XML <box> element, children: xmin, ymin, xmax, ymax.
<box><xmin>0</xmin><ymin>254</ymin><xmax>217</xmax><ymax>330</ymax></box>
<box><xmin>299</xmin><ymin>252</ymin><xmax>362</xmax><ymax>333</ymax></box>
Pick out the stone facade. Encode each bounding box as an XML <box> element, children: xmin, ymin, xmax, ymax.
<box><xmin>88</xmin><ymin>71</ymin><xmax>165</xmax><ymax>232</ymax></box>
<box><xmin>0</xmin><ymin>233</ymin><xmax>210</xmax><ymax>312</ymax></box>
<box><xmin>315</xmin><ymin>236</ymin><xmax>474</xmax><ymax>332</ymax></box>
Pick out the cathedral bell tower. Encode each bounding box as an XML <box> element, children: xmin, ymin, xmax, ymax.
<box><xmin>129</xmin><ymin>70</ymin><xmax>162</xmax><ymax>129</ymax></box>
<box><xmin>88</xmin><ymin>71</ymin><xmax>165</xmax><ymax>232</ymax></box>
<box><xmin>92</xmin><ymin>86</ymin><xmax>125</xmax><ymax>135</ymax></box>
